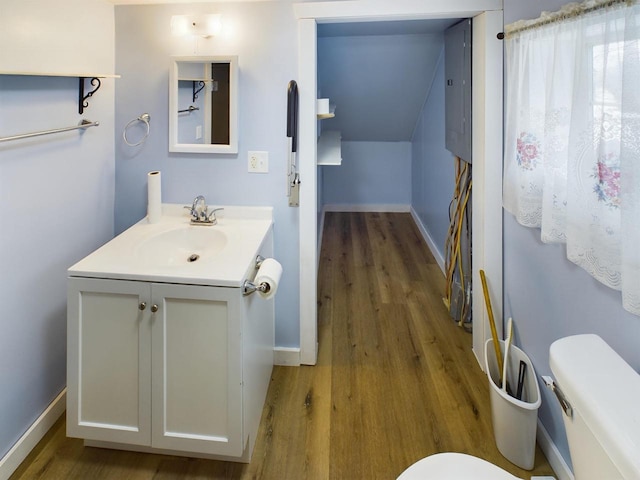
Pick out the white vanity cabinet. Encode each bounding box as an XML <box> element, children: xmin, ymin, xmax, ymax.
<box><xmin>67</xmin><ymin>278</ymin><xmax>245</xmax><ymax>457</ymax></box>
<box><xmin>66</xmin><ymin>205</ymin><xmax>276</xmax><ymax>462</ymax></box>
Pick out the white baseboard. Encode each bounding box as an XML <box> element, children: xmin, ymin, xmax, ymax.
<box><xmin>274</xmin><ymin>347</ymin><xmax>301</xmax><ymax>366</ymax></box>
<box><xmin>537</xmin><ymin>419</ymin><xmax>574</xmax><ymax>480</ymax></box>
<box><xmin>323</xmin><ymin>203</ymin><xmax>411</xmax><ymax>213</ymax></box>
<box><xmin>409</xmin><ymin>207</ymin><xmax>446</xmax><ymax>275</ymax></box>
<box><xmin>0</xmin><ymin>389</ymin><xmax>66</xmax><ymax>480</ymax></box>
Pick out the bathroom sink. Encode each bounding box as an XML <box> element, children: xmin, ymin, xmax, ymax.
<box><xmin>68</xmin><ymin>204</ymin><xmax>273</xmax><ymax>287</ymax></box>
<box><xmin>135</xmin><ymin>226</ymin><xmax>228</xmax><ymax>267</ymax></box>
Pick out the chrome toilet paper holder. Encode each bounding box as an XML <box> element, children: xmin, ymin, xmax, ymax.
<box><xmin>242</xmin><ymin>280</ymin><xmax>271</xmax><ymax>296</ymax></box>
<box><xmin>242</xmin><ymin>256</ymin><xmax>270</xmax><ymax>296</ymax></box>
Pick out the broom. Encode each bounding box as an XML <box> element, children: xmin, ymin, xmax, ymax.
<box><xmin>479</xmin><ymin>269</ymin><xmax>503</xmax><ymax>384</ymax></box>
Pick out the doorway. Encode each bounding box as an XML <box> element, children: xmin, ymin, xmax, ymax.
<box><xmin>295</xmin><ymin>1</ymin><xmax>504</xmax><ymax>368</ymax></box>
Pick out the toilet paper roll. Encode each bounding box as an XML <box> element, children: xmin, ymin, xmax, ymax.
<box><xmin>255</xmin><ymin>258</ymin><xmax>283</xmax><ymax>300</ymax></box>
<box><xmin>147</xmin><ymin>171</ymin><xmax>162</xmax><ymax>224</ymax></box>
<box><xmin>317</xmin><ymin>98</ymin><xmax>330</xmax><ymax>115</ymax></box>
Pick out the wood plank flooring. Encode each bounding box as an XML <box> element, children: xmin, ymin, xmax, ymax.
<box><xmin>10</xmin><ymin>212</ymin><xmax>555</xmax><ymax>479</ymax></box>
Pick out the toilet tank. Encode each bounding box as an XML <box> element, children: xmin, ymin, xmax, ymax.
<box><xmin>549</xmin><ymin>334</ymin><xmax>640</xmax><ymax>480</ymax></box>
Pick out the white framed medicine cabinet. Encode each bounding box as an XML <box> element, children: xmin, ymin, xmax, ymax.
<box><xmin>169</xmin><ymin>56</ymin><xmax>238</xmax><ymax>154</ymax></box>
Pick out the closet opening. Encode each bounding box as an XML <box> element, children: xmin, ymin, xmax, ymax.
<box><xmin>296</xmin><ymin>4</ymin><xmax>504</xmax><ymax>368</ymax></box>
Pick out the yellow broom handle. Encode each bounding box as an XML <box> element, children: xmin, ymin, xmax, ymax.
<box><xmin>479</xmin><ymin>270</ymin><xmax>503</xmax><ymax>380</ymax></box>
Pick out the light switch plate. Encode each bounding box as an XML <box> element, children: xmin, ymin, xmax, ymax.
<box><xmin>248</xmin><ymin>151</ymin><xmax>269</xmax><ymax>173</ymax></box>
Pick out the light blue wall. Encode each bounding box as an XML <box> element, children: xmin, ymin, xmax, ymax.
<box><xmin>504</xmin><ymin>0</ymin><xmax>640</xmax><ymax>472</ymax></box>
<box><xmin>0</xmin><ymin>76</ymin><xmax>115</xmax><ymax>458</ymax></box>
<box><xmin>318</xmin><ymin>33</ymin><xmax>444</xmax><ymax>142</ymax></box>
<box><xmin>410</xmin><ymin>50</ymin><xmax>455</xmax><ymax>258</ymax></box>
<box><xmin>317</xmin><ymin>31</ymin><xmax>444</xmax><ymax>213</ymax></box>
<box><xmin>321</xmin><ymin>141</ymin><xmax>411</xmax><ymax>207</ymax></box>
<box><xmin>114</xmin><ymin>3</ymin><xmax>299</xmax><ymax>348</ymax></box>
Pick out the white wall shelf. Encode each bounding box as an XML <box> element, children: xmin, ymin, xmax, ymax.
<box><xmin>317</xmin><ymin>130</ymin><xmax>342</xmax><ymax>166</ymax></box>
<box><xmin>0</xmin><ymin>71</ymin><xmax>120</xmax><ymax>78</ymax></box>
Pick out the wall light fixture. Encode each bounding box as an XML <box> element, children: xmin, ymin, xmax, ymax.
<box><xmin>171</xmin><ymin>14</ymin><xmax>222</xmax><ymax>38</ymax></box>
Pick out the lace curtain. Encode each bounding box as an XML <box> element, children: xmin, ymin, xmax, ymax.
<box><xmin>503</xmin><ymin>0</ymin><xmax>640</xmax><ymax>316</ymax></box>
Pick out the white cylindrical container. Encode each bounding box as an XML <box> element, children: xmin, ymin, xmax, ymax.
<box><xmin>147</xmin><ymin>171</ymin><xmax>161</xmax><ymax>223</ymax></box>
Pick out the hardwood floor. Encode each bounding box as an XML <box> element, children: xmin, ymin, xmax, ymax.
<box><xmin>11</xmin><ymin>212</ymin><xmax>555</xmax><ymax>479</ymax></box>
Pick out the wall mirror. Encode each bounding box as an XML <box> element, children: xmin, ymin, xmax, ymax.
<box><xmin>169</xmin><ymin>56</ymin><xmax>238</xmax><ymax>154</ymax></box>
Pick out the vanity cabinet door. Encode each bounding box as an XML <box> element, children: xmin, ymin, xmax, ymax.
<box><xmin>150</xmin><ymin>283</ymin><xmax>243</xmax><ymax>456</ymax></box>
<box><xmin>67</xmin><ymin>277</ymin><xmax>152</xmax><ymax>446</ymax></box>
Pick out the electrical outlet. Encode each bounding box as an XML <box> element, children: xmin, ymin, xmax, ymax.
<box><xmin>248</xmin><ymin>151</ymin><xmax>269</xmax><ymax>173</ymax></box>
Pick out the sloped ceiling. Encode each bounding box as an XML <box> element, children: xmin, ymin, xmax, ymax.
<box><xmin>317</xmin><ymin>19</ymin><xmax>460</xmax><ymax>142</ymax></box>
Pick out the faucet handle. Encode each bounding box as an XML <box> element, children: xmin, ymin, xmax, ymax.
<box><xmin>207</xmin><ymin>207</ymin><xmax>224</xmax><ymax>223</ymax></box>
<box><xmin>184</xmin><ymin>205</ymin><xmax>198</xmax><ymax>221</ymax></box>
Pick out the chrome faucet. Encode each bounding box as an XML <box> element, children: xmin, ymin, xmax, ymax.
<box><xmin>190</xmin><ymin>195</ymin><xmax>207</xmax><ymax>221</ymax></box>
<box><xmin>188</xmin><ymin>195</ymin><xmax>223</xmax><ymax>225</ymax></box>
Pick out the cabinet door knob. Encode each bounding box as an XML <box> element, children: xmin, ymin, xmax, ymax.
<box><xmin>139</xmin><ymin>302</ymin><xmax>147</xmax><ymax>311</ymax></box>
<box><xmin>150</xmin><ymin>304</ymin><xmax>159</xmax><ymax>313</ymax></box>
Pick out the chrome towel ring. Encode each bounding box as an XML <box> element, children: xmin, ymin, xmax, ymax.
<box><xmin>123</xmin><ymin>113</ymin><xmax>151</xmax><ymax>147</ymax></box>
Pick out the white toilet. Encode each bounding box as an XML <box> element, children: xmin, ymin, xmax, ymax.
<box><xmin>397</xmin><ymin>452</ymin><xmax>522</xmax><ymax>479</ymax></box>
<box><xmin>398</xmin><ymin>334</ymin><xmax>640</xmax><ymax>479</ymax></box>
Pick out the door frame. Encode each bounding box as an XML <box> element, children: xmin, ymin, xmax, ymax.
<box><xmin>295</xmin><ymin>0</ymin><xmax>504</xmax><ymax>368</ymax></box>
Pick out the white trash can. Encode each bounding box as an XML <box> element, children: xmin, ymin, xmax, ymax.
<box><xmin>484</xmin><ymin>338</ymin><xmax>541</xmax><ymax>470</ymax></box>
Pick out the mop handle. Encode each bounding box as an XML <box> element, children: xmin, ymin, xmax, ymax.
<box><xmin>479</xmin><ymin>270</ymin><xmax>504</xmax><ymax>381</ymax></box>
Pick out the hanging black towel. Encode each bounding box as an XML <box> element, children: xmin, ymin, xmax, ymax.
<box><xmin>287</xmin><ymin>80</ymin><xmax>298</xmax><ymax>153</ymax></box>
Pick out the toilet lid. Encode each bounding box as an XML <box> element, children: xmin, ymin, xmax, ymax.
<box><xmin>397</xmin><ymin>453</ymin><xmax>523</xmax><ymax>480</ymax></box>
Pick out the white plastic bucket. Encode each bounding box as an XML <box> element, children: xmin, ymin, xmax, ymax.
<box><xmin>484</xmin><ymin>338</ymin><xmax>541</xmax><ymax>470</ymax></box>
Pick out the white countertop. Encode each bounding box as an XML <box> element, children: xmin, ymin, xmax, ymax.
<box><xmin>68</xmin><ymin>204</ymin><xmax>273</xmax><ymax>288</ymax></box>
